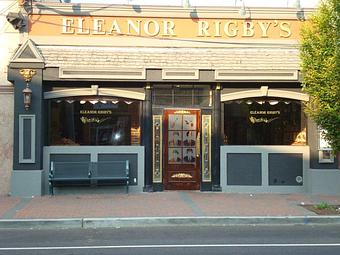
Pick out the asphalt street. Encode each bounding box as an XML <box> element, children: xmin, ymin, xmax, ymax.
<box><xmin>0</xmin><ymin>224</ymin><xmax>340</xmax><ymax>255</ymax></box>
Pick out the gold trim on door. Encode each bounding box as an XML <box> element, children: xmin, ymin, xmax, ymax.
<box><xmin>202</xmin><ymin>115</ymin><xmax>211</xmax><ymax>182</ymax></box>
<box><xmin>153</xmin><ymin>115</ymin><xmax>163</xmax><ymax>183</ymax></box>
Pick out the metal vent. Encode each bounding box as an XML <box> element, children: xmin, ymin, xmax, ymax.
<box><xmin>59</xmin><ymin>68</ymin><xmax>146</xmax><ymax>80</ymax></box>
<box><xmin>162</xmin><ymin>69</ymin><xmax>199</xmax><ymax>80</ymax></box>
<box><xmin>215</xmin><ymin>70</ymin><xmax>298</xmax><ymax>81</ymax></box>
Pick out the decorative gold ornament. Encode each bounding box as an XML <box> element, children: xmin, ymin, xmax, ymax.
<box><xmin>171</xmin><ymin>173</ymin><xmax>193</xmax><ymax>179</ymax></box>
<box><xmin>19</xmin><ymin>69</ymin><xmax>36</xmax><ymax>111</ymax></box>
<box><xmin>19</xmin><ymin>69</ymin><xmax>36</xmax><ymax>83</ymax></box>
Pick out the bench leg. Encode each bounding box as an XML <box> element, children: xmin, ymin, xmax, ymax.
<box><xmin>49</xmin><ymin>181</ymin><xmax>54</xmax><ymax>196</ymax></box>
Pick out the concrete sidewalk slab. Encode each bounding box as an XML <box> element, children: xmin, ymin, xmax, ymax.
<box><xmin>0</xmin><ymin>197</ymin><xmax>20</xmax><ymax>218</ymax></box>
<box><xmin>1</xmin><ymin>192</ymin><xmax>340</xmax><ymax>229</ymax></box>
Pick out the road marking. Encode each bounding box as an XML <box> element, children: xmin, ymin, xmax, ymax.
<box><xmin>1</xmin><ymin>243</ymin><xmax>340</xmax><ymax>251</ymax></box>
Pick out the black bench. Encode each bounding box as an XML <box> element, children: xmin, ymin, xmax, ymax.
<box><xmin>49</xmin><ymin>160</ymin><xmax>129</xmax><ymax>195</ymax></box>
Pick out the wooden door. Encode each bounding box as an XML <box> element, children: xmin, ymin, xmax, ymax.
<box><xmin>163</xmin><ymin>109</ymin><xmax>201</xmax><ymax>190</ymax></box>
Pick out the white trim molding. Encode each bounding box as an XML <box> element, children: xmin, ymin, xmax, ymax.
<box><xmin>11</xmin><ymin>39</ymin><xmax>44</xmax><ymax>64</ymax></box>
<box><xmin>221</xmin><ymin>86</ymin><xmax>309</xmax><ymax>102</ymax></box>
<box><xmin>162</xmin><ymin>69</ymin><xmax>199</xmax><ymax>80</ymax></box>
<box><xmin>215</xmin><ymin>70</ymin><xmax>299</xmax><ymax>81</ymax></box>
<box><xmin>99</xmin><ymin>88</ymin><xmax>145</xmax><ymax>100</ymax></box>
<box><xmin>59</xmin><ymin>67</ymin><xmax>146</xmax><ymax>80</ymax></box>
<box><xmin>44</xmin><ymin>87</ymin><xmax>145</xmax><ymax>100</ymax></box>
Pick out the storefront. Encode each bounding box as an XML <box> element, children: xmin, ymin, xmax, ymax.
<box><xmin>7</xmin><ymin>3</ymin><xmax>339</xmax><ymax>196</ymax></box>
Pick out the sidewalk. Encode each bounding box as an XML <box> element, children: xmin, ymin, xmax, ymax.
<box><xmin>1</xmin><ymin>192</ymin><xmax>340</xmax><ymax>228</ymax></box>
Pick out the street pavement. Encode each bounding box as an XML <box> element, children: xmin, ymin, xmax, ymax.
<box><xmin>0</xmin><ymin>225</ymin><xmax>340</xmax><ymax>254</ymax></box>
<box><xmin>1</xmin><ymin>191</ymin><xmax>340</xmax><ymax>228</ymax></box>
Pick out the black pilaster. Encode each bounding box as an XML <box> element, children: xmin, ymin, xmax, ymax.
<box><xmin>143</xmin><ymin>85</ymin><xmax>153</xmax><ymax>192</ymax></box>
<box><xmin>10</xmin><ymin>68</ymin><xmax>44</xmax><ymax>171</ymax></box>
<box><xmin>212</xmin><ymin>84</ymin><xmax>222</xmax><ymax>191</ymax></box>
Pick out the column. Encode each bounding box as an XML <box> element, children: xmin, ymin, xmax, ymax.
<box><xmin>143</xmin><ymin>84</ymin><xmax>153</xmax><ymax>191</ymax></box>
<box><xmin>212</xmin><ymin>84</ymin><xmax>222</xmax><ymax>191</ymax></box>
<box><xmin>8</xmin><ymin>67</ymin><xmax>44</xmax><ymax>196</ymax></box>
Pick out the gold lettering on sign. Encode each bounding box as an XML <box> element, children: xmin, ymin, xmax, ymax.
<box><xmin>127</xmin><ymin>20</ymin><xmax>141</xmax><ymax>35</ymax></box>
<box><xmin>224</xmin><ymin>21</ymin><xmax>238</xmax><ymax>37</ymax></box>
<box><xmin>93</xmin><ymin>19</ymin><xmax>106</xmax><ymax>35</ymax></box>
<box><xmin>163</xmin><ymin>20</ymin><xmax>176</xmax><ymax>36</ymax></box>
<box><xmin>249</xmin><ymin>116</ymin><xmax>279</xmax><ymax>124</ymax></box>
<box><xmin>171</xmin><ymin>173</ymin><xmax>193</xmax><ymax>179</ymax></box>
<box><xmin>77</xmin><ymin>18</ymin><xmax>89</xmax><ymax>34</ymax></box>
<box><xmin>79</xmin><ymin>110</ymin><xmax>112</xmax><ymax>114</ymax></box>
<box><xmin>258</xmin><ymin>21</ymin><xmax>271</xmax><ymax>38</ymax></box>
<box><xmin>144</xmin><ymin>20</ymin><xmax>160</xmax><ymax>36</ymax></box>
<box><xmin>249</xmin><ymin>111</ymin><xmax>280</xmax><ymax>115</ymax></box>
<box><xmin>108</xmin><ymin>19</ymin><xmax>122</xmax><ymax>35</ymax></box>
<box><xmin>58</xmin><ymin>18</ymin><xmax>294</xmax><ymax>38</ymax></box>
<box><xmin>198</xmin><ymin>21</ymin><xmax>210</xmax><ymax>37</ymax></box>
<box><xmin>214</xmin><ymin>21</ymin><xmax>222</xmax><ymax>37</ymax></box>
<box><xmin>280</xmin><ymin>22</ymin><xmax>291</xmax><ymax>37</ymax></box>
<box><xmin>80</xmin><ymin>117</ymin><xmax>110</xmax><ymax>124</ymax></box>
<box><xmin>62</xmin><ymin>18</ymin><xmax>75</xmax><ymax>34</ymax></box>
<box><xmin>242</xmin><ymin>21</ymin><xmax>255</xmax><ymax>37</ymax></box>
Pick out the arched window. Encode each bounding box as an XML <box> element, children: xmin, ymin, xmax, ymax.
<box><xmin>223</xmin><ymin>97</ymin><xmax>307</xmax><ymax>145</ymax></box>
<box><xmin>47</xmin><ymin>96</ymin><xmax>141</xmax><ymax>146</ymax></box>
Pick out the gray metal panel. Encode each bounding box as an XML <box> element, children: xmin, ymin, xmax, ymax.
<box><xmin>227</xmin><ymin>153</ymin><xmax>262</xmax><ymax>185</ymax></box>
<box><xmin>23</xmin><ymin>118</ymin><xmax>32</xmax><ymax>159</ymax></box>
<box><xmin>19</xmin><ymin>115</ymin><xmax>36</xmax><ymax>163</ymax></box>
<box><xmin>11</xmin><ymin>170</ymin><xmax>43</xmax><ymax>197</ymax></box>
<box><xmin>98</xmin><ymin>154</ymin><xmax>137</xmax><ymax>185</ymax></box>
<box><xmin>307</xmin><ymin>169</ymin><xmax>340</xmax><ymax>195</ymax></box>
<box><xmin>269</xmin><ymin>153</ymin><xmax>303</xmax><ymax>186</ymax></box>
<box><xmin>43</xmin><ymin>146</ymin><xmax>144</xmax><ymax>195</ymax></box>
<box><xmin>221</xmin><ymin>146</ymin><xmax>309</xmax><ymax>193</ymax></box>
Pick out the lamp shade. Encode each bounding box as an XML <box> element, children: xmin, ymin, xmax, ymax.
<box><xmin>22</xmin><ymin>86</ymin><xmax>32</xmax><ymax>110</ymax></box>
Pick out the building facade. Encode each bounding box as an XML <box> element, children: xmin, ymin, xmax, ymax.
<box><xmin>0</xmin><ymin>0</ymin><xmax>22</xmax><ymax>196</ymax></box>
<box><xmin>7</xmin><ymin>2</ymin><xmax>339</xmax><ymax>196</ymax></box>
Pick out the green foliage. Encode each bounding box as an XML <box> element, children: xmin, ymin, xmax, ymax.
<box><xmin>300</xmin><ymin>0</ymin><xmax>340</xmax><ymax>152</ymax></box>
<box><xmin>314</xmin><ymin>201</ymin><xmax>332</xmax><ymax>210</ymax></box>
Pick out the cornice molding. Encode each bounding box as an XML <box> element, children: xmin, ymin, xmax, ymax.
<box><xmin>30</xmin><ymin>3</ymin><xmax>315</xmax><ymax>20</ymax></box>
<box><xmin>0</xmin><ymin>85</ymin><xmax>14</xmax><ymax>94</ymax></box>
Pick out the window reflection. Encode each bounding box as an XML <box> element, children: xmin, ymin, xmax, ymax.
<box><xmin>223</xmin><ymin>98</ymin><xmax>306</xmax><ymax>145</ymax></box>
<box><xmin>48</xmin><ymin>97</ymin><xmax>141</xmax><ymax>146</ymax></box>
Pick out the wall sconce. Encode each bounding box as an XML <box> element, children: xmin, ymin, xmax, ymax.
<box><xmin>182</xmin><ymin>0</ymin><xmax>191</xmax><ymax>8</ymax></box>
<box><xmin>6</xmin><ymin>12</ymin><xmax>25</xmax><ymax>30</ymax></box>
<box><xmin>238</xmin><ymin>0</ymin><xmax>250</xmax><ymax>18</ymax></box>
<box><xmin>20</xmin><ymin>69</ymin><xmax>36</xmax><ymax>110</ymax></box>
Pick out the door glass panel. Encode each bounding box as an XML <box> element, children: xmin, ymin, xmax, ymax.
<box><xmin>167</xmin><ymin>114</ymin><xmax>197</xmax><ymax>166</ymax></box>
<box><xmin>164</xmin><ymin>109</ymin><xmax>201</xmax><ymax>190</ymax></box>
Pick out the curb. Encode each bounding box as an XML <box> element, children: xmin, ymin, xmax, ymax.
<box><xmin>82</xmin><ymin>216</ymin><xmax>340</xmax><ymax>228</ymax></box>
<box><xmin>0</xmin><ymin>219</ymin><xmax>82</xmax><ymax>229</ymax></box>
<box><xmin>1</xmin><ymin>216</ymin><xmax>340</xmax><ymax>229</ymax></box>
